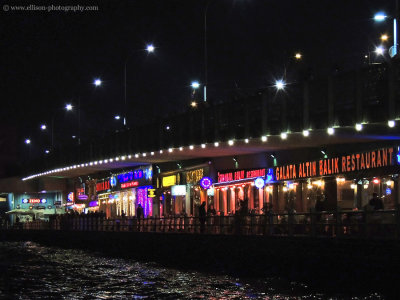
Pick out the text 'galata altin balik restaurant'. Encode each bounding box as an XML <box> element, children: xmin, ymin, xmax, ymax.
<box><xmin>212</xmin><ymin>146</ymin><xmax>399</xmax><ymax>214</ymax></box>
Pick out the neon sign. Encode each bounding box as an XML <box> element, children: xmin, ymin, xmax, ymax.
<box><xmin>200</xmin><ymin>177</ymin><xmax>212</xmax><ymax>189</ymax></box>
<box><xmin>22</xmin><ymin>198</ymin><xmax>47</xmax><ymax>204</ymax></box>
<box><xmin>110</xmin><ymin>176</ymin><xmax>117</xmax><ymax>187</ymax></box>
<box><xmin>77</xmin><ymin>194</ymin><xmax>89</xmax><ymax>200</ymax></box>
<box><xmin>96</xmin><ymin>181</ymin><xmax>110</xmax><ymax>192</ymax></box>
<box><xmin>118</xmin><ymin>170</ymin><xmax>143</xmax><ymax>183</ymax></box>
<box><xmin>254</xmin><ymin>177</ymin><xmax>265</xmax><ymax>189</ymax></box>
<box><xmin>218</xmin><ymin>169</ymin><xmax>265</xmax><ymax>183</ymax></box>
<box><xmin>266</xmin><ymin>168</ymin><xmax>274</xmax><ymax>182</ymax></box>
<box><xmin>121</xmin><ymin>181</ymin><xmax>139</xmax><ymax>189</ymax></box>
<box><xmin>275</xmin><ymin>147</ymin><xmax>395</xmax><ymax>181</ymax></box>
<box><xmin>67</xmin><ymin>192</ymin><xmax>74</xmax><ymax>202</ymax></box>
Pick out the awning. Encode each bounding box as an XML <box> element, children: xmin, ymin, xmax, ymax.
<box><xmin>5</xmin><ymin>209</ymin><xmax>36</xmax><ymax>215</ymax></box>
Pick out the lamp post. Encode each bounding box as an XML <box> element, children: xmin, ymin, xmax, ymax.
<box><xmin>374</xmin><ymin>3</ymin><xmax>399</xmax><ymax>57</ymax></box>
<box><xmin>123</xmin><ymin>44</ymin><xmax>155</xmax><ymax>128</ymax></box>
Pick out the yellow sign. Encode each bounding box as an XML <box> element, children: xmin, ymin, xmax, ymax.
<box><xmin>148</xmin><ymin>189</ymin><xmax>156</xmax><ymax>198</ymax></box>
<box><xmin>186</xmin><ymin>169</ymin><xmax>204</xmax><ymax>184</ymax></box>
<box><xmin>162</xmin><ymin>175</ymin><xmax>176</xmax><ymax>187</ymax></box>
<box><xmin>0</xmin><ymin>198</ymin><xmax>6</xmax><ymax>202</ymax></box>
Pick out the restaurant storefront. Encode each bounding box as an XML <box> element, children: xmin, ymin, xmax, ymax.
<box><xmin>99</xmin><ymin>167</ymin><xmax>153</xmax><ymax>218</ymax></box>
<box><xmin>272</xmin><ymin>146</ymin><xmax>399</xmax><ymax>212</ymax></box>
<box><xmin>156</xmin><ymin>165</ymin><xmax>210</xmax><ymax>217</ymax></box>
<box><xmin>214</xmin><ymin>168</ymin><xmax>273</xmax><ymax>215</ymax></box>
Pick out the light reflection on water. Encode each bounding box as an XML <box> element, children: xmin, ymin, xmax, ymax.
<box><xmin>0</xmin><ymin>242</ymin><xmax>383</xmax><ymax>299</ymax></box>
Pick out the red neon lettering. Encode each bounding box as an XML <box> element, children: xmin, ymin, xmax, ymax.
<box><xmin>121</xmin><ymin>181</ymin><xmax>139</xmax><ymax>189</ymax></box>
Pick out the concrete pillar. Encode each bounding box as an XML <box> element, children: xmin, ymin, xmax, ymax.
<box><xmin>324</xmin><ymin>178</ymin><xmax>337</xmax><ymax>211</ymax></box>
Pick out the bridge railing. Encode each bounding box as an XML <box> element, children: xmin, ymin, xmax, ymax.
<box><xmin>7</xmin><ymin>208</ymin><xmax>400</xmax><ymax>239</ymax></box>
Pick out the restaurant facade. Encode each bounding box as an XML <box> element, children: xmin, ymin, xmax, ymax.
<box><xmin>210</xmin><ymin>144</ymin><xmax>400</xmax><ymax>215</ymax></box>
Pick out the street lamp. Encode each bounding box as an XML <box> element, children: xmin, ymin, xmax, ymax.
<box><xmin>94</xmin><ymin>78</ymin><xmax>102</xmax><ymax>86</ymax></box>
<box><xmin>374</xmin><ymin>11</ymin><xmax>398</xmax><ymax>57</ymax></box>
<box><xmin>275</xmin><ymin>79</ymin><xmax>286</xmax><ymax>90</ymax></box>
<box><xmin>25</xmin><ymin>139</ymin><xmax>31</xmax><ymax>144</ymax></box>
<box><xmin>375</xmin><ymin>45</ymin><xmax>385</xmax><ymax>55</ymax></box>
<box><xmin>124</xmin><ymin>44</ymin><xmax>155</xmax><ymax>128</ymax></box>
<box><xmin>191</xmin><ymin>81</ymin><xmax>200</xmax><ymax>89</ymax></box>
<box><xmin>40</xmin><ymin>124</ymin><xmax>47</xmax><ymax>130</ymax></box>
<box><xmin>65</xmin><ymin>104</ymin><xmax>73</xmax><ymax>111</ymax></box>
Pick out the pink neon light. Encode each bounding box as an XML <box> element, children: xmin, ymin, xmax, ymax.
<box><xmin>137</xmin><ymin>187</ymin><xmax>152</xmax><ymax>217</ymax></box>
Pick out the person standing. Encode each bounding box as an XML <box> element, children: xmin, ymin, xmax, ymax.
<box><xmin>369</xmin><ymin>193</ymin><xmax>383</xmax><ymax>210</ymax></box>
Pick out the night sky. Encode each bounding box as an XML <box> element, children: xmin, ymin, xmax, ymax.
<box><xmin>0</xmin><ymin>0</ymin><xmax>395</xmax><ymax>165</ymax></box>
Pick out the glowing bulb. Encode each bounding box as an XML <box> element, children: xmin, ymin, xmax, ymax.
<box><xmin>261</xmin><ymin>136</ymin><xmax>267</xmax><ymax>142</ymax></box>
<box><xmin>281</xmin><ymin>132</ymin><xmax>287</xmax><ymax>139</ymax></box>
<box><xmin>303</xmin><ymin>130</ymin><xmax>309</xmax><ymax>137</ymax></box>
<box><xmin>388</xmin><ymin>120</ymin><xmax>395</xmax><ymax>128</ymax></box>
<box><xmin>355</xmin><ymin>123</ymin><xmax>363</xmax><ymax>131</ymax></box>
<box><xmin>228</xmin><ymin>140</ymin><xmax>234</xmax><ymax>146</ymax></box>
<box><xmin>327</xmin><ymin>127</ymin><xmax>335</xmax><ymax>135</ymax></box>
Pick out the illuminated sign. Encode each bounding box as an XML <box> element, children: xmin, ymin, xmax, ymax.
<box><xmin>200</xmin><ymin>177</ymin><xmax>212</xmax><ymax>189</ymax></box>
<box><xmin>22</xmin><ymin>198</ymin><xmax>47</xmax><ymax>204</ymax></box>
<box><xmin>121</xmin><ymin>181</ymin><xmax>139</xmax><ymax>189</ymax></box>
<box><xmin>0</xmin><ymin>198</ymin><xmax>6</xmax><ymax>202</ymax></box>
<box><xmin>77</xmin><ymin>194</ymin><xmax>89</xmax><ymax>200</ymax></box>
<box><xmin>266</xmin><ymin>168</ymin><xmax>274</xmax><ymax>182</ymax></box>
<box><xmin>96</xmin><ymin>181</ymin><xmax>110</xmax><ymax>192</ymax></box>
<box><xmin>89</xmin><ymin>201</ymin><xmax>99</xmax><ymax>207</ymax></box>
<box><xmin>162</xmin><ymin>175</ymin><xmax>176</xmax><ymax>187</ymax></box>
<box><xmin>386</xmin><ymin>188</ymin><xmax>392</xmax><ymax>195</ymax></box>
<box><xmin>171</xmin><ymin>185</ymin><xmax>186</xmax><ymax>196</ymax></box>
<box><xmin>110</xmin><ymin>176</ymin><xmax>117</xmax><ymax>187</ymax></box>
<box><xmin>186</xmin><ymin>169</ymin><xmax>204</xmax><ymax>184</ymax></box>
<box><xmin>147</xmin><ymin>189</ymin><xmax>156</xmax><ymax>198</ymax></box>
<box><xmin>67</xmin><ymin>192</ymin><xmax>74</xmax><ymax>202</ymax></box>
<box><xmin>76</xmin><ymin>188</ymin><xmax>85</xmax><ymax>195</ymax></box>
<box><xmin>275</xmin><ymin>147</ymin><xmax>395</xmax><ymax>181</ymax></box>
<box><xmin>117</xmin><ymin>170</ymin><xmax>143</xmax><ymax>183</ymax></box>
<box><xmin>217</xmin><ymin>169</ymin><xmax>265</xmax><ymax>183</ymax></box>
<box><xmin>254</xmin><ymin>177</ymin><xmax>265</xmax><ymax>189</ymax></box>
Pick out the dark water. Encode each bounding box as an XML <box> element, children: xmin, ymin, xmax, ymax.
<box><xmin>0</xmin><ymin>242</ymin><xmax>384</xmax><ymax>299</ymax></box>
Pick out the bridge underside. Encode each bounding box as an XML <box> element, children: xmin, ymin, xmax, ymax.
<box><xmin>39</xmin><ymin>126</ymin><xmax>400</xmax><ymax>179</ymax></box>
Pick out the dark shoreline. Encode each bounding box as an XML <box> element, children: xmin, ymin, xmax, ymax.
<box><xmin>1</xmin><ymin>230</ymin><xmax>399</xmax><ymax>298</ymax></box>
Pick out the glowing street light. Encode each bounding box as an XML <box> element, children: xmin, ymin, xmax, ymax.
<box><xmin>25</xmin><ymin>139</ymin><xmax>31</xmax><ymax>144</ymax></box>
<box><xmin>115</xmin><ymin>115</ymin><xmax>121</xmax><ymax>120</ymax></box>
<box><xmin>303</xmin><ymin>129</ymin><xmax>310</xmax><ymax>137</ymax></box>
<box><xmin>191</xmin><ymin>81</ymin><xmax>200</xmax><ymax>89</ymax></box>
<box><xmin>374</xmin><ymin>12</ymin><xmax>397</xmax><ymax>57</ymax></box>
<box><xmin>275</xmin><ymin>79</ymin><xmax>285</xmax><ymax>90</ymax></box>
<box><xmin>388</xmin><ymin>120</ymin><xmax>396</xmax><ymax>128</ymax></box>
<box><xmin>94</xmin><ymin>78</ymin><xmax>102</xmax><ymax>86</ymax></box>
<box><xmin>375</xmin><ymin>45</ymin><xmax>385</xmax><ymax>55</ymax></box>
<box><xmin>191</xmin><ymin>101</ymin><xmax>198</xmax><ymax>108</ymax></box>
<box><xmin>327</xmin><ymin>127</ymin><xmax>335</xmax><ymax>135</ymax></box>
<box><xmin>65</xmin><ymin>104</ymin><xmax>73</xmax><ymax>111</ymax></box>
<box><xmin>374</xmin><ymin>12</ymin><xmax>387</xmax><ymax>22</ymax></box>
<box><xmin>295</xmin><ymin>53</ymin><xmax>302</xmax><ymax>60</ymax></box>
<box><xmin>146</xmin><ymin>44</ymin><xmax>155</xmax><ymax>53</ymax></box>
<box><xmin>40</xmin><ymin>124</ymin><xmax>47</xmax><ymax>130</ymax></box>
<box><xmin>381</xmin><ymin>34</ymin><xmax>389</xmax><ymax>42</ymax></box>
<box><xmin>355</xmin><ymin>123</ymin><xmax>363</xmax><ymax>131</ymax></box>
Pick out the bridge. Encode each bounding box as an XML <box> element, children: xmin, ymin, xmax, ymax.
<box><xmin>22</xmin><ymin>61</ymin><xmax>400</xmax><ymax>180</ymax></box>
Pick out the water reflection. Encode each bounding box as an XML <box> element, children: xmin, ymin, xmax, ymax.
<box><xmin>0</xmin><ymin>242</ymin><xmax>383</xmax><ymax>299</ymax></box>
